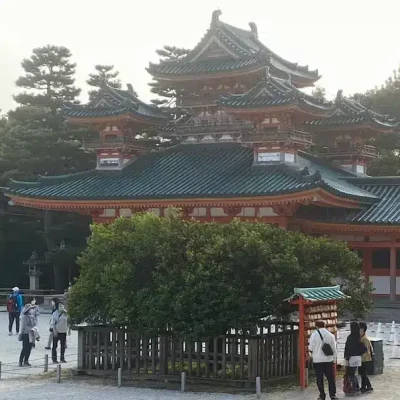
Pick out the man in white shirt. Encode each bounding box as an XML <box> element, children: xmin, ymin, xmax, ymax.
<box><xmin>309</xmin><ymin>320</ymin><xmax>338</xmax><ymax>400</ymax></box>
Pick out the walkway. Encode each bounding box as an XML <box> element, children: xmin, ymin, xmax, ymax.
<box><xmin>0</xmin><ymin>368</ymin><xmax>400</xmax><ymax>399</ymax></box>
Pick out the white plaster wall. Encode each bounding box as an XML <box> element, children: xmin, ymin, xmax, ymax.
<box><xmin>370</xmin><ymin>276</ymin><xmax>390</xmax><ymax>295</ymax></box>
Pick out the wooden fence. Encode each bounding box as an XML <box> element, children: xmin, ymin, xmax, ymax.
<box><xmin>76</xmin><ymin>322</ymin><xmax>298</xmax><ymax>383</ymax></box>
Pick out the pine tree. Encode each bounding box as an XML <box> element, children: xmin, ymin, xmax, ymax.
<box><xmin>14</xmin><ymin>45</ymin><xmax>80</xmax><ymax>116</ymax></box>
<box><xmin>87</xmin><ymin>64</ymin><xmax>126</xmax><ymax>101</ymax></box>
<box><xmin>311</xmin><ymin>86</ymin><xmax>326</xmax><ymax>100</ymax></box>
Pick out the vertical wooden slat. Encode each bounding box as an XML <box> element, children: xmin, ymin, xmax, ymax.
<box><xmin>204</xmin><ymin>339</ymin><xmax>209</xmax><ymax>378</ymax></box>
<box><xmin>143</xmin><ymin>337</ymin><xmax>148</xmax><ymax>374</ymax></box>
<box><xmin>179</xmin><ymin>339</ymin><xmax>184</xmax><ymax>374</ymax></box>
<box><xmin>284</xmin><ymin>333</ymin><xmax>289</xmax><ymax>376</ymax></box>
<box><xmin>230</xmin><ymin>336</ymin><xmax>236</xmax><ymax>380</ymax></box>
<box><xmin>96</xmin><ymin>332</ymin><xmax>101</xmax><ymax>370</ymax></box>
<box><xmin>259</xmin><ymin>337</ymin><xmax>264</xmax><ymax>380</ymax></box>
<box><xmin>111</xmin><ymin>331</ymin><xmax>116</xmax><ymax>372</ymax></box>
<box><xmin>222</xmin><ymin>336</ymin><xmax>226</xmax><ymax>379</ymax></box>
<box><xmin>127</xmin><ymin>331</ymin><xmax>132</xmax><ymax>372</ymax></box>
<box><xmin>88</xmin><ymin>331</ymin><xmax>93</xmax><ymax>370</ymax></box>
<box><xmin>196</xmin><ymin>341</ymin><xmax>201</xmax><ymax>377</ymax></box>
<box><xmin>187</xmin><ymin>340</ymin><xmax>193</xmax><ymax>376</ymax></box>
<box><xmin>171</xmin><ymin>337</ymin><xmax>176</xmax><ymax>375</ymax></box>
<box><xmin>152</xmin><ymin>337</ymin><xmax>157</xmax><ymax>375</ymax></box>
<box><xmin>136</xmin><ymin>335</ymin><xmax>140</xmax><ymax>374</ymax></box>
<box><xmin>213</xmin><ymin>338</ymin><xmax>218</xmax><ymax>379</ymax></box>
<box><xmin>104</xmin><ymin>330</ymin><xmax>109</xmax><ymax>371</ymax></box>
<box><xmin>119</xmin><ymin>329</ymin><xmax>124</xmax><ymax>371</ymax></box>
<box><xmin>240</xmin><ymin>335</ymin><xmax>245</xmax><ymax>380</ymax></box>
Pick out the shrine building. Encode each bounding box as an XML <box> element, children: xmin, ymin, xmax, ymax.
<box><xmin>4</xmin><ymin>10</ymin><xmax>400</xmax><ymax>300</ymax></box>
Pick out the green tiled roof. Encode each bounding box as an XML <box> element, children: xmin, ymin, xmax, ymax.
<box><xmin>62</xmin><ymin>85</ymin><xmax>168</xmax><ymax>122</ymax></box>
<box><xmin>305</xmin><ymin>91</ymin><xmax>399</xmax><ymax>130</ymax></box>
<box><xmin>6</xmin><ymin>143</ymin><xmax>377</xmax><ymax>203</ymax></box>
<box><xmin>216</xmin><ymin>67</ymin><xmax>331</xmax><ymax>114</ymax></box>
<box><xmin>288</xmin><ymin>285</ymin><xmax>349</xmax><ymax>302</ymax></box>
<box><xmin>148</xmin><ymin>12</ymin><xmax>319</xmax><ymax>83</ymax></box>
<box><xmin>343</xmin><ymin>178</ymin><xmax>400</xmax><ymax>224</ymax></box>
<box><xmin>148</xmin><ymin>57</ymin><xmax>262</xmax><ymax>76</ymax></box>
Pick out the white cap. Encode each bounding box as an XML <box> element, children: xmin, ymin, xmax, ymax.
<box><xmin>12</xmin><ymin>287</ymin><xmax>19</xmax><ymax>292</ymax></box>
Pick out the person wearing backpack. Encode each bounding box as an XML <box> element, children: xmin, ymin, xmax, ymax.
<box><xmin>309</xmin><ymin>320</ymin><xmax>338</xmax><ymax>400</ymax></box>
<box><xmin>7</xmin><ymin>287</ymin><xmax>23</xmax><ymax>336</ymax></box>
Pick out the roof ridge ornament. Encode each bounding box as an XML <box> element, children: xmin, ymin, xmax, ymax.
<box><xmin>336</xmin><ymin>89</ymin><xmax>343</xmax><ymax>104</ymax></box>
<box><xmin>249</xmin><ymin>22</ymin><xmax>258</xmax><ymax>38</ymax></box>
<box><xmin>211</xmin><ymin>9</ymin><xmax>222</xmax><ymax>28</ymax></box>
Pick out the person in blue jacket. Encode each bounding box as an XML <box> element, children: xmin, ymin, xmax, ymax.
<box><xmin>7</xmin><ymin>287</ymin><xmax>23</xmax><ymax>336</ymax></box>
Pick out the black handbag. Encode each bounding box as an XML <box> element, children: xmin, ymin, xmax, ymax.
<box><xmin>317</xmin><ymin>330</ymin><xmax>334</xmax><ymax>356</ymax></box>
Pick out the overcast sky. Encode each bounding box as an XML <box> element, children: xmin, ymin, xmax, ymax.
<box><xmin>0</xmin><ymin>0</ymin><xmax>399</xmax><ymax>113</ymax></box>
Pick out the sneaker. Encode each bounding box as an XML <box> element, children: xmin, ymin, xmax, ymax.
<box><xmin>45</xmin><ymin>347</ymin><xmax>51</xmax><ymax>350</ymax></box>
<box><xmin>19</xmin><ymin>362</ymin><xmax>24</xmax><ymax>367</ymax></box>
<box><xmin>330</xmin><ymin>397</ymin><xmax>339</xmax><ymax>400</ymax></box>
<box><xmin>8</xmin><ymin>332</ymin><xmax>12</xmax><ymax>336</ymax></box>
<box><xmin>366</xmin><ymin>387</ymin><xmax>374</xmax><ymax>392</ymax></box>
<box><xmin>23</xmin><ymin>362</ymin><xmax>31</xmax><ymax>367</ymax></box>
<box><xmin>318</xmin><ymin>396</ymin><xmax>326</xmax><ymax>400</ymax></box>
<box><xmin>52</xmin><ymin>360</ymin><xmax>58</xmax><ymax>364</ymax></box>
<box><xmin>60</xmin><ymin>359</ymin><xmax>67</xmax><ymax>363</ymax></box>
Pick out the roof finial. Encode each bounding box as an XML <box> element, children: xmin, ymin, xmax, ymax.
<box><xmin>211</xmin><ymin>9</ymin><xmax>222</xmax><ymax>28</ymax></box>
<box><xmin>249</xmin><ymin>22</ymin><xmax>258</xmax><ymax>38</ymax></box>
<box><xmin>126</xmin><ymin>83</ymin><xmax>134</xmax><ymax>94</ymax></box>
<box><xmin>336</xmin><ymin>89</ymin><xmax>343</xmax><ymax>103</ymax></box>
<box><xmin>262</xmin><ymin>66</ymin><xmax>270</xmax><ymax>80</ymax></box>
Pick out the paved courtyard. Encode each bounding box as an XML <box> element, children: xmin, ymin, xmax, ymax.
<box><xmin>0</xmin><ymin>311</ymin><xmax>78</xmax><ymax>379</ymax></box>
<box><xmin>0</xmin><ymin>368</ymin><xmax>400</xmax><ymax>399</ymax></box>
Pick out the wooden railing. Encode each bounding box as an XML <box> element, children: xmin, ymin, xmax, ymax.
<box><xmin>242</xmin><ymin>129</ymin><xmax>312</xmax><ymax>144</ymax></box>
<box><xmin>174</xmin><ymin>121</ymin><xmax>254</xmax><ymax>135</ymax></box>
<box><xmin>82</xmin><ymin>137</ymin><xmax>149</xmax><ymax>151</ymax></box>
<box><xmin>318</xmin><ymin>144</ymin><xmax>377</xmax><ymax>158</ymax></box>
<box><xmin>75</xmin><ymin>322</ymin><xmax>298</xmax><ymax>383</ymax></box>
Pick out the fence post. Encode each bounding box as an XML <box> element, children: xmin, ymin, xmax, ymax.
<box><xmin>256</xmin><ymin>376</ymin><xmax>261</xmax><ymax>399</ymax></box>
<box><xmin>118</xmin><ymin>367</ymin><xmax>122</xmax><ymax>388</ymax></box>
<box><xmin>159</xmin><ymin>334</ymin><xmax>168</xmax><ymax>376</ymax></box>
<box><xmin>56</xmin><ymin>364</ymin><xmax>61</xmax><ymax>383</ymax></box>
<box><xmin>181</xmin><ymin>371</ymin><xmax>186</xmax><ymax>392</ymax></box>
<box><xmin>77</xmin><ymin>328</ymin><xmax>85</xmax><ymax>370</ymax></box>
<box><xmin>44</xmin><ymin>355</ymin><xmax>48</xmax><ymax>373</ymax></box>
<box><xmin>0</xmin><ymin>361</ymin><xmax>2</xmax><ymax>381</ymax></box>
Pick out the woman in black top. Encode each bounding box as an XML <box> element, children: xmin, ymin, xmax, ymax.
<box><xmin>344</xmin><ymin>321</ymin><xmax>367</xmax><ymax>396</ymax></box>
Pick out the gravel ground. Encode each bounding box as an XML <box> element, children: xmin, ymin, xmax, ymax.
<box><xmin>0</xmin><ymin>368</ymin><xmax>400</xmax><ymax>399</ymax></box>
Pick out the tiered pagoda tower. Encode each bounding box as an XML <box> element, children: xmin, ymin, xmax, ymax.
<box><xmin>63</xmin><ymin>83</ymin><xmax>168</xmax><ymax>170</ymax></box>
<box><xmin>4</xmin><ymin>10</ymin><xmax>400</xmax><ymax>300</ymax></box>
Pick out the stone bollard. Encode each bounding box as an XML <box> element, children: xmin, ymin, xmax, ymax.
<box><xmin>44</xmin><ymin>355</ymin><xmax>48</xmax><ymax>373</ymax></box>
<box><xmin>56</xmin><ymin>364</ymin><xmax>61</xmax><ymax>383</ymax></box>
<box><xmin>376</xmin><ymin>323</ymin><xmax>382</xmax><ymax>339</ymax></box>
<box><xmin>256</xmin><ymin>376</ymin><xmax>261</xmax><ymax>399</ymax></box>
<box><xmin>181</xmin><ymin>371</ymin><xmax>186</xmax><ymax>392</ymax></box>
<box><xmin>118</xmin><ymin>367</ymin><xmax>122</xmax><ymax>388</ymax></box>
<box><xmin>389</xmin><ymin>321</ymin><xmax>396</xmax><ymax>343</ymax></box>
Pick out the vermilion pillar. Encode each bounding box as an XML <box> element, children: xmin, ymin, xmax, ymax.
<box><xmin>390</xmin><ymin>246</ymin><xmax>397</xmax><ymax>302</ymax></box>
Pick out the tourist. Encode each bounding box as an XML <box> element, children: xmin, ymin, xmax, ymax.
<box><xmin>359</xmin><ymin>322</ymin><xmax>374</xmax><ymax>393</ymax></box>
<box><xmin>45</xmin><ymin>298</ymin><xmax>59</xmax><ymax>350</ymax></box>
<box><xmin>343</xmin><ymin>321</ymin><xmax>367</xmax><ymax>396</ymax></box>
<box><xmin>30</xmin><ymin>298</ymin><xmax>40</xmax><ymax>325</ymax></box>
<box><xmin>309</xmin><ymin>320</ymin><xmax>338</xmax><ymax>400</ymax></box>
<box><xmin>50</xmin><ymin>302</ymin><xmax>70</xmax><ymax>363</ymax></box>
<box><xmin>7</xmin><ymin>286</ymin><xmax>23</xmax><ymax>336</ymax></box>
<box><xmin>18</xmin><ymin>303</ymin><xmax>36</xmax><ymax>367</ymax></box>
